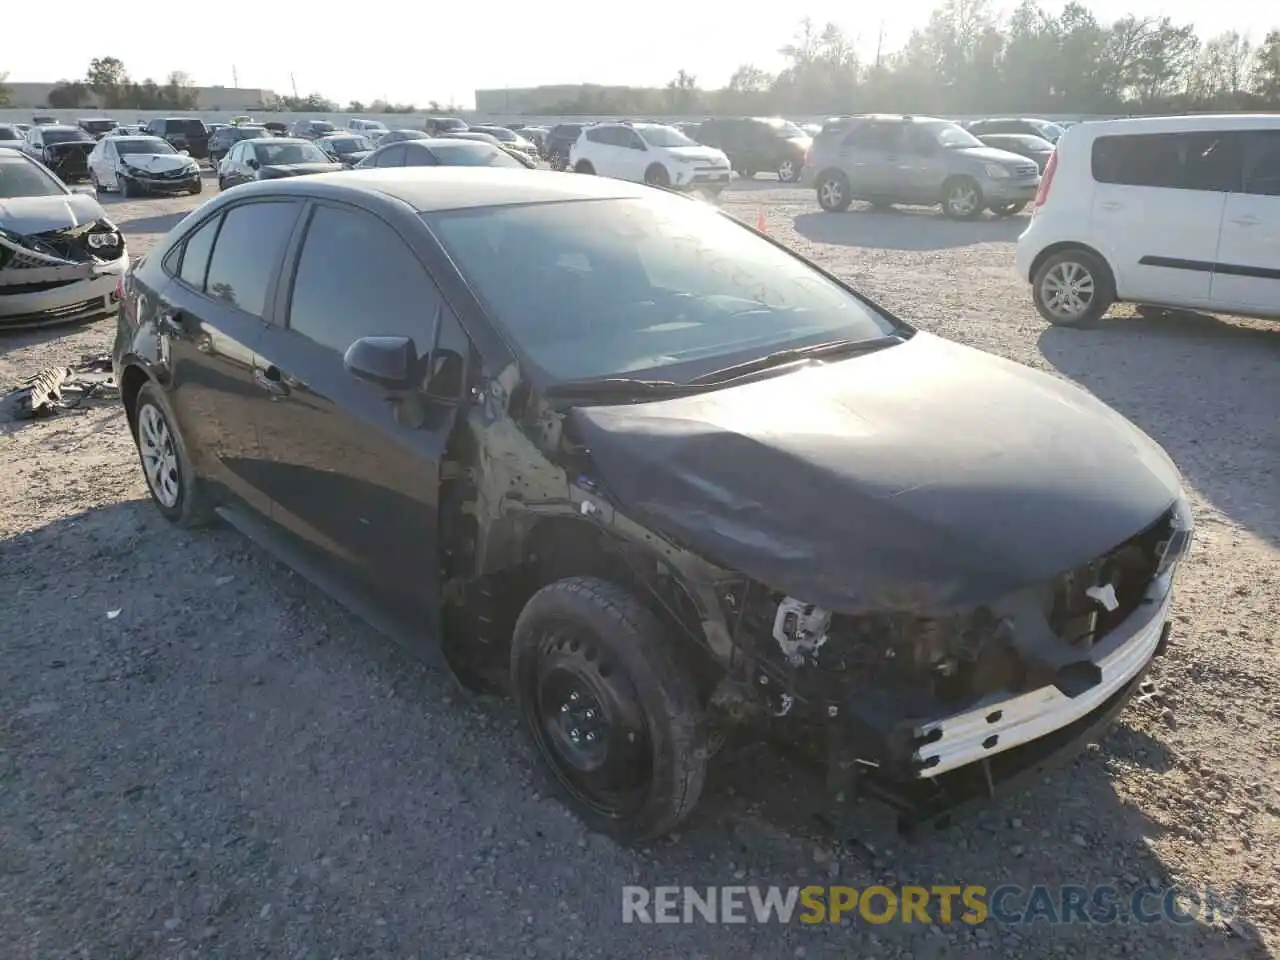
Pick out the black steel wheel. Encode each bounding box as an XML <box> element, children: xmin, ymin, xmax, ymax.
<box><xmin>511</xmin><ymin>577</ymin><xmax>706</xmax><ymax>842</ymax></box>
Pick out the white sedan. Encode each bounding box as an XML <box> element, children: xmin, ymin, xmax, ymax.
<box><xmin>87</xmin><ymin>135</ymin><xmax>203</xmax><ymax>198</ymax></box>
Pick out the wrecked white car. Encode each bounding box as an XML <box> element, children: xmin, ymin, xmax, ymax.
<box><xmin>0</xmin><ymin>148</ymin><xmax>127</xmax><ymax>331</ymax></box>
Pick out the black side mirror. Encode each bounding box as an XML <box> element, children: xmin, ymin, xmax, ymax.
<box><xmin>344</xmin><ymin>336</ymin><xmax>418</xmax><ymax>390</ymax></box>
<box><xmin>246</xmin><ymin>157</ymin><xmax>260</xmax><ymax>169</ymax></box>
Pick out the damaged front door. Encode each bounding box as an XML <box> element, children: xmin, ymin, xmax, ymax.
<box><xmin>250</xmin><ymin>201</ymin><xmax>456</xmax><ymax>638</ymax></box>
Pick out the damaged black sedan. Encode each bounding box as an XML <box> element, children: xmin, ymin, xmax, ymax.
<box><xmin>113</xmin><ymin>170</ymin><xmax>1193</xmax><ymax>842</ymax></box>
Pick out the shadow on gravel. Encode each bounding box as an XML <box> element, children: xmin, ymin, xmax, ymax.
<box><xmin>110</xmin><ymin>210</ymin><xmax>188</xmax><ymax>236</ymax></box>
<box><xmin>3</xmin><ymin>502</ymin><xmax>1270</xmax><ymax>958</ymax></box>
<box><xmin>0</xmin><ymin>318</ymin><xmax>102</xmax><ymax>359</ymax></box>
<box><xmin>1040</xmin><ymin>312</ymin><xmax>1280</xmax><ymax>548</ymax></box>
<box><xmin>794</xmin><ymin>209</ymin><xmax>1026</xmax><ymax>251</ymax></box>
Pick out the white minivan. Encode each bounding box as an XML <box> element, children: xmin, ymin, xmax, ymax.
<box><xmin>1015</xmin><ymin>114</ymin><xmax>1280</xmax><ymax>327</ymax></box>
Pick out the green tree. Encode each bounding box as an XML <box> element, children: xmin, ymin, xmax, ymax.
<box><xmin>1252</xmin><ymin>30</ymin><xmax>1280</xmax><ymax>99</ymax></box>
<box><xmin>86</xmin><ymin>56</ymin><xmax>129</xmax><ymax>107</ymax></box>
<box><xmin>0</xmin><ymin>72</ymin><xmax>11</xmax><ymax>107</ymax></box>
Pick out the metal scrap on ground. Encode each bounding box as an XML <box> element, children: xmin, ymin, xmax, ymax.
<box><xmin>1</xmin><ymin>355</ymin><xmax>118</xmax><ymax>422</ymax></box>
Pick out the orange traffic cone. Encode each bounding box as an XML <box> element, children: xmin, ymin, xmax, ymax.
<box><xmin>756</xmin><ymin>209</ymin><xmax>767</xmax><ymax>232</ymax></box>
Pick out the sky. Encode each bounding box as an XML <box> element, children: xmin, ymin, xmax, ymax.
<box><xmin>6</xmin><ymin>1</ymin><xmax>1275</xmax><ymax>108</ymax></box>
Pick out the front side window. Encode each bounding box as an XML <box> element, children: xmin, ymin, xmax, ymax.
<box><xmin>427</xmin><ymin>194</ymin><xmax>898</xmax><ymax>383</ymax></box>
<box><xmin>203</xmin><ymin>201</ymin><xmax>302</xmax><ymax>316</ymax></box>
<box><xmin>1242</xmin><ymin>130</ymin><xmax>1280</xmax><ymax>197</ymax></box>
<box><xmin>288</xmin><ymin>205</ymin><xmax>439</xmax><ymax>355</ymax></box>
<box><xmin>1091</xmin><ymin>132</ymin><xmax>1241</xmax><ymax>192</ymax></box>
<box><xmin>636</xmin><ymin>125</ymin><xmax>694</xmax><ymax>148</ymax></box>
<box><xmin>115</xmin><ymin>137</ymin><xmax>176</xmax><ymax>157</ymax></box>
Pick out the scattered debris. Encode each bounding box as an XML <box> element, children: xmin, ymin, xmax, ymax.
<box><xmin>106</xmin><ymin>609</ymin><xmax>122</xmax><ymax>620</ymax></box>
<box><xmin>1</xmin><ymin>355</ymin><xmax>118</xmax><ymax>422</ymax></box>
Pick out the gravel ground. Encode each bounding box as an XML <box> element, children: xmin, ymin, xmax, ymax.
<box><xmin>2</xmin><ymin>171</ymin><xmax>1278</xmax><ymax>959</ymax></box>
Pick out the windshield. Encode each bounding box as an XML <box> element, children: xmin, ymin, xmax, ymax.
<box><xmin>116</xmin><ymin>137</ymin><xmax>178</xmax><ymax>156</ymax></box>
<box><xmin>427</xmin><ymin>195</ymin><xmax>897</xmax><ymax>383</ymax></box>
<box><xmin>636</xmin><ymin>125</ymin><xmax>696</xmax><ymax>148</ymax></box>
<box><xmin>0</xmin><ymin>155</ymin><xmax>65</xmax><ymax>198</ymax></box>
<box><xmin>327</xmin><ymin>137</ymin><xmax>372</xmax><ymax>152</ymax></box>
<box><xmin>474</xmin><ymin>126</ymin><xmax>517</xmax><ymax>142</ymax></box>
<box><xmin>987</xmin><ymin>134</ymin><xmax>1054</xmax><ymax>152</ymax></box>
<box><xmin>43</xmin><ymin>128</ymin><xmax>95</xmax><ymax>145</ymax></box>
<box><xmin>254</xmin><ymin>141</ymin><xmax>329</xmax><ymax>165</ymax></box>
<box><xmin>430</xmin><ymin>142</ymin><xmax>524</xmax><ymax>167</ymax></box>
<box><xmin>761</xmin><ymin>118</ymin><xmax>806</xmax><ymax>138</ymax></box>
<box><xmin>922</xmin><ymin>121</ymin><xmax>984</xmax><ymax>149</ymax></box>
<box><xmin>1032</xmin><ymin>121</ymin><xmax>1064</xmax><ymax>142</ymax></box>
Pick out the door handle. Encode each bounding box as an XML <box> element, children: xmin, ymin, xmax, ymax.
<box><xmin>1099</xmin><ymin>201</ymin><xmax>1123</xmax><ymax>211</ymax></box>
<box><xmin>1231</xmin><ymin>215</ymin><xmax>1261</xmax><ymax>227</ymax></box>
<box><xmin>159</xmin><ymin>310</ymin><xmax>185</xmax><ymax>335</ymax></box>
<box><xmin>253</xmin><ymin>366</ymin><xmax>290</xmax><ymax>398</ymax></box>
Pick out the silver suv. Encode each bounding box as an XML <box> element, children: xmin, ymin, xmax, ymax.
<box><xmin>802</xmin><ymin>114</ymin><xmax>1042</xmax><ymax>219</ymax></box>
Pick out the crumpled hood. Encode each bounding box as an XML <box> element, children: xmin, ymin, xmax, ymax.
<box><xmin>121</xmin><ymin>153</ymin><xmax>194</xmax><ymax>174</ymax></box>
<box><xmin>261</xmin><ymin>162</ymin><xmax>345</xmax><ymax>177</ymax></box>
<box><xmin>665</xmin><ymin>145</ymin><xmax>729</xmax><ymax>165</ymax></box>
<box><xmin>955</xmin><ymin>145</ymin><xmax>1037</xmax><ymax>168</ymax></box>
<box><xmin>0</xmin><ymin>193</ymin><xmax>106</xmax><ymax>235</ymax></box>
<box><xmin>568</xmin><ymin>333</ymin><xmax>1181</xmax><ymax>613</ymax></box>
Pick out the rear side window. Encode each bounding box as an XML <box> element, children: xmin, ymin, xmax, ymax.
<box><xmin>1242</xmin><ymin>130</ymin><xmax>1280</xmax><ymax>197</ymax></box>
<box><xmin>1091</xmin><ymin>132</ymin><xmax>1241</xmax><ymax>192</ymax></box>
<box><xmin>844</xmin><ymin>123</ymin><xmax>902</xmax><ymax>150</ymax></box>
<box><xmin>287</xmin><ymin>204</ymin><xmax>440</xmax><ymax>355</ymax></box>
<box><xmin>178</xmin><ymin>215</ymin><xmax>221</xmax><ymax>288</ymax></box>
<box><xmin>203</xmin><ymin>201</ymin><xmax>302</xmax><ymax>317</ymax></box>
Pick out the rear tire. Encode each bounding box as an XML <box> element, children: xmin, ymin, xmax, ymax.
<box><xmin>1032</xmin><ymin>249</ymin><xmax>1115</xmax><ymax>328</ymax></box>
<box><xmin>131</xmin><ymin>382</ymin><xmax>215</xmax><ymax>528</ymax></box>
<box><xmin>776</xmin><ymin>158</ymin><xmax>800</xmax><ymax>183</ymax></box>
<box><xmin>816</xmin><ymin>172</ymin><xmax>852</xmax><ymax>212</ymax></box>
<box><xmin>511</xmin><ymin>577</ymin><xmax>706</xmax><ymax>842</ymax></box>
<box><xmin>990</xmin><ymin>200</ymin><xmax>1027</xmax><ymax>217</ymax></box>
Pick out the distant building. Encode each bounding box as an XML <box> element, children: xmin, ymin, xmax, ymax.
<box><xmin>475</xmin><ymin>84</ymin><xmax>668</xmax><ymax>115</ymax></box>
<box><xmin>3</xmin><ymin>81</ymin><xmax>279</xmax><ymax>111</ymax></box>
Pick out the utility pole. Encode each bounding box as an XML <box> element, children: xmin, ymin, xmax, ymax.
<box><xmin>290</xmin><ymin>73</ymin><xmax>299</xmax><ymax>99</ymax></box>
<box><xmin>875</xmin><ymin>20</ymin><xmax>885</xmax><ymax>69</ymax></box>
<box><xmin>232</xmin><ymin>65</ymin><xmax>239</xmax><ymax>88</ymax></box>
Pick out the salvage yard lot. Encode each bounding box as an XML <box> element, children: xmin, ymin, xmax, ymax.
<box><xmin>2</xmin><ymin>170</ymin><xmax>1278</xmax><ymax>959</ymax></box>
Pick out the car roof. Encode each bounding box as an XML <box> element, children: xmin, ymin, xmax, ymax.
<box><xmin>1077</xmin><ymin>113</ymin><xmax>1280</xmax><ymax>134</ymax></box>
<box><xmin>36</xmin><ymin>124</ymin><xmax>84</xmax><ymax>132</ymax></box>
<box><xmin>227</xmin><ymin>167</ymin><xmax>648</xmax><ymax>212</ymax></box>
<box><xmin>244</xmin><ymin>137</ymin><xmax>308</xmax><ymax>144</ymax></box>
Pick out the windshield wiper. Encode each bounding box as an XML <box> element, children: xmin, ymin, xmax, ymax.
<box><xmin>544</xmin><ymin>377</ymin><xmax>692</xmax><ymax>400</ymax></box>
<box><xmin>688</xmin><ymin>335</ymin><xmax>902</xmax><ymax>385</ymax></box>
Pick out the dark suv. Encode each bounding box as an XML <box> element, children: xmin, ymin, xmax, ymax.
<box><xmin>544</xmin><ymin>123</ymin><xmax>585</xmax><ymax>169</ymax></box>
<box><xmin>208</xmin><ymin>125</ymin><xmax>269</xmax><ymax>165</ymax></box>
<box><xmin>964</xmin><ymin>118</ymin><xmax>1065</xmax><ymax>144</ymax></box>
<box><xmin>691</xmin><ymin>117</ymin><xmax>812</xmax><ymax>182</ymax></box>
<box><xmin>144</xmin><ymin>117</ymin><xmax>210</xmax><ymax>159</ymax></box>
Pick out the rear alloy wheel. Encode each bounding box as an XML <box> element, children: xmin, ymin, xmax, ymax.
<box><xmin>776</xmin><ymin>158</ymin><xmax>799</xmax><ymax>183</ymax></box>
<box><xmin>511</xmin><ymin>577</ymin><xmax>706</xmax><ymax>842</ymax></box>
<box><xmin>1032</xmin><ymin>249</ymin><xmax>1115</xmax><ymax>328</ymax></box>
<box><xmin>989</xmin><ymin>200</ymin><xmax>1027</xmax><ymax>217</ymax></box>
<box><xmin>943</xmin><ymin>177</ymin><xmax>983</xmax><ymax>220</ymax></box>
<box><xmin>816</xmin><ymin>172</ymin><xmax>852</xmax><ymax>212</ymax></box>
<box><xmin>131</xmin><ymin>382</ymin><xmax>214</xmax><ymax>527</ymax></box>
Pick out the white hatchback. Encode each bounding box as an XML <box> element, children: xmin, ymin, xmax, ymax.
<box><xmin>1015</xmin><ymin>114</ymin><xmax>1280</xmax><ymax>327</ymax></box>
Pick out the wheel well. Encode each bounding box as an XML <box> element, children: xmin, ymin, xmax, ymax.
<box><xmin>498</xmin><ymin>517</ymin><xmax>720</xmax><ymax>694</ymax></box>
<box><xmin>573</xmin><ymin>160</ymin><xmax>594</xmax><ymax>173</ymax></box>
<box><xmin>644</xmin><ymin>162</ymin><xmax>668</xmax><ymax>180</ymax></box>
<box><xmin>119</xmin><ymin>364</ymin><xmax>150</xmax><ymax>435</ymax></box>
<box><xmin>1028</xmin><ymin>242</ymin><xmax>1116</xmax><ymax>291</ymax></box>
<box><xmin>815</xmin><ymin>167</ymin><xmax>845</xmax><ymax>185</ymax></box>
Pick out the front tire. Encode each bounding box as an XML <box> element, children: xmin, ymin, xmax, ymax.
<box><xmin>990</xmin><ymin>200</ymin><xmax>1027</xmax><ymax>217</ymax></box>
<box><xmin>942</xmin><ymin>176</ymin><xmax>983</xmax><ymax>219</ymax></box>
<box><xmin>644</xmin><ymin>163</ymin><xmax>670</xmax><ymax>187</ymax></box>
<box><xmin>131</xmin><ymin>382</ymin><xmax>215</xmax><ymax>528</ymax></box>
<box><xmin>816</xmin><ymin>172</ymin><xmax>852</xmax><ymax>212</ymax></box>
<box><xmin>191</xmin><ymin>178</ymin><xmax>203</xmax><ymax>195</ymax></box>
<box><xmin>1032</xmin><ymin>249</ymin><xmax>1115</xmax><ymax>328</ymax></box>
<box><xmin>511</xmin><ymin>577</ymin><xmax>706</xmax><ymax>842</ymax></box>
